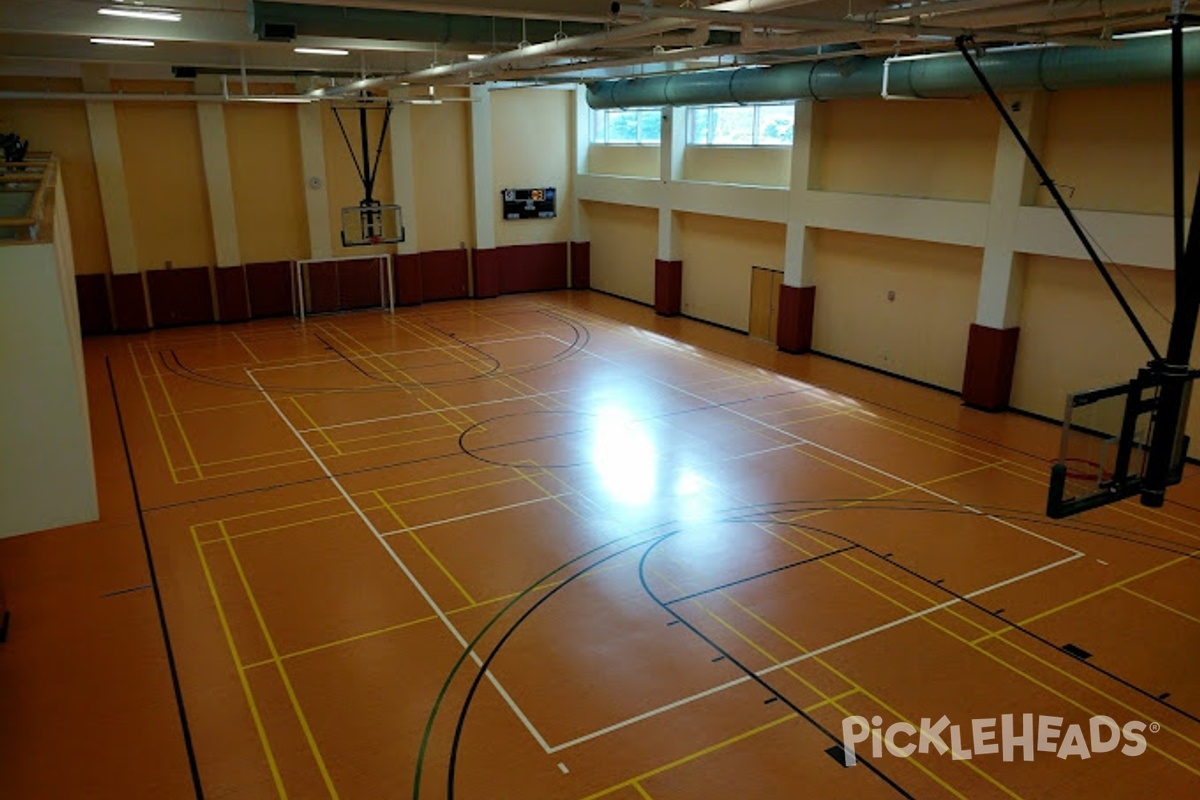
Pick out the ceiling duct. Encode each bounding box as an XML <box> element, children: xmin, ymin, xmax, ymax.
<box><xmin>587</xmin><ymin>29</ymin><xmax>1200</xmax><ymax>107</ymax></box>
<box><xmin>247</xmin><ymin>1</ymin><xmax>738</xmax><ymax>48</ymax></box>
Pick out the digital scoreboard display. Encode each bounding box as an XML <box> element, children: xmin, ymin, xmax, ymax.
<box><xmin>502</xmin><ymin>187</ymin><xmax>556</xmax><ymax>220</ymax></box>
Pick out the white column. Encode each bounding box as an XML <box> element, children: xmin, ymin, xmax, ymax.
<box><xmin>571</xmin><ymin>86</ymin><xmax>590</xmax><ymax>243</ymax></box>
<box><xmin>782</xmin><ymin>100</ymin><xmax>821</xmax><ymax>288</ymax></box>
<box><xmin>388</xmin><ymin>94</ymin><xmax>420</xmax><ymax>255</ymax></box>
<box><xmin>195</xmin><ymin>77</ymin><xmax>241</xmax><ymax>267</ymax></box>
<box><xmin>656</xmin><ymin>105</ymin><xmax>684</xmax><ymax>261</ymax></box>
<box><xmin>81</xmin><ymin>66</ymin><xmax>139</xmax><ymax>275</ymax></box>
<box><xmin>975</xmin><ymin>91</ymin><xmax>1047</xmax><ymax>329</ymax></box>
<box><xmin>470</xmin><ymin>84</ymin><xmax>496</xmax><ymax>251</ymax></box>
<box><xmin>297</xmin><ymin>102</ymin><xmax>332</xmax><ymax>259</ymax></box>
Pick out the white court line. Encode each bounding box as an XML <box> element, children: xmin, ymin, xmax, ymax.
<box><xmin>379</xmin><ymin>494</ymin><xmax>570</xmax><ymax>536</ymax></box>
<box><xmin>250</xmin><ymin>333</ymin><xmax>555</xmax><ymax>374</ymax></box>
<box><xmin>547</xmin><ymin>550</ymin><xmax>1082</xmax><ymax>754</ymax></box>
<box><xmin>296</xmin><ymin>386</ymin><xmax>579</xmax><ymax>433</ymax></box>
<box><xmin>247</xmin><ymin>368</ymin><xmax>555</xmax><ymax>754</ymax></box>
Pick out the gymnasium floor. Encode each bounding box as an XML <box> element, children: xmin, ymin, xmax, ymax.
<box><xmin>4</xmin><ymin>290</ymin><xmax>1200</xmax><ymax>799</ymax></box>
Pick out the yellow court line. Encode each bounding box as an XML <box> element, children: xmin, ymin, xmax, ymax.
<box><xmin>576</xmin><ymin>714</ymin><xmax>797</xmax><ymax>800</ymax></box>
<box><xmin>164</xmin><ymin>397</ymin><xmax>271</xmax><ymax>416</ymax></box>
<box><xmin>197</xmin><ymin>446</ymin><xmax>309</xmax><ymax>468</ymax></box>
<box><xmin>1120</xmin><ymin>586</ymin><xmax>1200</xmax><ymax>626</ymax></box>
<box><xmin>790</xmin><ymin>443</ymin><xmax>896</xmax><ymax>493</ymax></box>
<box><xmin>650</xmin><ymin>565</ymin><xmax>978</xmax><ymax>800</ymax></box>
<box><xmin>217</xmin><ymin>521</ymin><xmax>342</xmax><ymax>800</ymax></box>
<box><xmin>175</xmin><ymin>456</ymin><xmax>327</xmax><ymax>484</ymax></box>
<box><xmin>373</xmin><ymin>491</ymin><xmax>477</xmax><ymax>606</ymax></box>
<box><xmin>332</xmin><ymin>417</ymin><xmax>456</xmax><ymax>446</ymax></box>
<box><xmin>126</xmin><ymin>343</ymin><xmax>181</xmax><ymax>483</ymax></box>
<box><xmin>289</xmin><ymin>397</ymin><xmax>343</xmax><ymax>456</ymax></box>
<box><xmin>631</xmin><ymin>781</ymin><xmax>654</xmax><ymax>800</ymax></box>
<box><xmin>325</xmin><ymin>323</ymin><xmax>472</xmax><ymax>434</ymax></box>
<box><xmin>142</xmin><ymin>342</ymin><xmax>206</xmax><ymax>478</ymax></box>
<box><xmin>191</xmin><ymin>524</ymin><xmax>289</xmax><ymax>799</ymax></box>
<box><xmin>984</xmin><ymin>548</ymin><xmax>1200</xmax><ymax>637</ymax></box>
<box><xmin>990</xmin><ymin>634</ymin><xmax>1200</xmax><ymax>772</ymax></box>
<box><xmin>757</xmin><ymin>523</ymin><xmax>1200</xmax><ymax>772</ymax></box>
<box><xmin>243</xmin><ymin>612</ymin><xmax>442</xmax><ymax>669</ymax></box>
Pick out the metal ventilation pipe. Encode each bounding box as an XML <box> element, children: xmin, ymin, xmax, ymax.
<box><xmin>586</xmin><ymin>29</ymin><xmax>1200</xmax><ymax>107</ymax></box>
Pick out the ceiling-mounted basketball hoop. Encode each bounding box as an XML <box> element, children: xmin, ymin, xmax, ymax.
<box><xmin>332</xmin><ymin>98</ymin><xmax>405</xmax><ymax>247</ymax></box>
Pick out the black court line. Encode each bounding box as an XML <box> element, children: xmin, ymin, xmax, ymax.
<box><xmin>101</xmin><ymin>583</ymin><xmax>152</xmax><ymax>598</ymax></box>
<box><xmin>107</xmin><ymin>357</ymin><xmax>205</xmax><ymax>800</ymax></box>
<box><xmin>430</xmin><ymin>503</ymin><xmax>1200</xmax><ymax>800</ymax></box>
<box><xmin>637</xmin><ymin>536</ymin><xmax>917</xmax><ymax>800</ymax></box>
<box><xmin>663</xmin><ymin>545</ymin><xmax>860</xmax><ymax>606</ymax></box>
<box><xmin>158</xmin><ymin>308</ymin><xmax>588</xmax><ymax>394</ymax></box>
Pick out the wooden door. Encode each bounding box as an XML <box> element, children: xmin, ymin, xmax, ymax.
<box><xmin>749</xmin><ymin>266</ymin><xmax>783</xmax><ymax>342</ymax></box>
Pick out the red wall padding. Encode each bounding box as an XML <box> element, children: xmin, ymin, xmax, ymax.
<box><xmin>245</xmin><ymin>261</ymin><xmax>294</xmax><ymax>318</ymax></box>
<box><xmin>776</xmin><ymin>284</ymin><xmax>815</xmax><ymax>354</ymax></box>
<box><xmin>111</xmin><ymin>273</ymin><xmax>149</xmax><ymax>332</ymax></box>
<box><xmin>421</xmin><ymin>249</ymin><xmax>470</xmax><ymax>301</ymax></box>
<box><xmin>306</xmin><ymin>261</ymin><xmax>339</xmax><ymax>314</ymax></box>
<box><xmin>393</xmin><ymin>253</ymin><xmax>423</xmax><ymax>306</ymax></box>
<box><xmin>570</xmin><ymin>241</ymin><xmax>590</xmax><ymax>290</ymax></box>
<box><xmin>337</xmin><ymin>258</ymin><xmax>383</xmax><ymax>310</ymax></box>
<box><xmin>961</xmin><ymin>324</ymin><xmax>1020</xmax><ymax>411</ymax></box>
<box><xmin>146</xmin><ymin>266</ymin><xmax>215</xmax><ymax>327</ymax></box>
<box><xmin>654</xmin><ymin>259</ymin><xmax>682</xmax><ymax>316</ymax></box>
<box><xmin>75</xmin><ymin>274</ymin><xmax>112</xmax><ymax>335</ymax></box>
<box><xmin>473</xmin><ymin>248</ymin><xmax>501</xmax><ymax>298</ymax></box>
<box><xmin>214</xmin><ymin>265</ymin><xmax>250</xmax><ymax>322</ymax></box>
<box><xmin>497</xmin><ymin>242</ymin><xmax>568</xmax><ymax>295</ymax></box>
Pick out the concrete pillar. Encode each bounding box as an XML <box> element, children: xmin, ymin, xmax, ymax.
<box><xmin>571</xmin><ymin>86</ymin><xmax>591</xmax><ymax>289</ymax></box>
<box><xmin>195</xmin><ymin>76</ymin><xmax>240</xmax><ymax>268</ymax></box>
<box><xmin>297</xmin><ymin>102</ymin><xmax>332</xmax><ymax>260</ymax></box>
<box><xmin>470</xmin><ymin>85</ymin><xmax>497</xmax><ymax>297</ymax></box>
<box><xmin>778</xmin><ymin>101</ymin><xmax>822</xmax><ymax>352</ymax></box>
<box><xmin>963</xmin><ymin>91</ymin><xmax>1047</xmax><ymax>410</ymax></box>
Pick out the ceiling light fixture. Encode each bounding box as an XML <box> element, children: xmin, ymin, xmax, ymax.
<box><xmin>98</xmin><ymin>6</ymin><xmax>182</xmax><ymax>22</ymax></box>
<box><xmin>467</xmin><ymin>54</ymin><xmax>486</xmax><ymax>61</ymax></box>
<box><xmin>90</xmin><ymin>37</ymin><xmax>156</xmax><ymax>47</ymax></box>
<box><xmin>294</xmin><ymin>47</ymin><xmax>350</xmax><ymax>56</ymax></box>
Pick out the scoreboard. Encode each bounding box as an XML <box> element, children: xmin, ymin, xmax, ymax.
<box><xmin>502</xmin><ymin>187</ymin><xmax>556</xmax><ymax>220</ymax></box>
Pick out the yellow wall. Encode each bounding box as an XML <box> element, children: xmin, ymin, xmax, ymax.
<box><xmin>321</xmin><ymin>103</ymin><xmax>395</xmax><ymax>258</ymax></box>
<box><xmin>677</xmin><ymin>213</ymin><xmax>785</xmax><ymax>331</ymax></box>
<box><xmin>585</xmin><ymin>201</ymin><xmax>657</xmax><ymax>305</ymax></box>
<box><xmin>588</xmin><ymin>145</ymin><xmax>658</xmax><ymax>178</ymax></box>
<box><xmin>491</xmin><ymin>87</ymin><xmax>572</xmax><ymax>246</ymax></box>
<box><xmin>413</xmin><ymin>102</ymin><xmax>473</xmax><ymax>251</ymax></box>
<box><xmin>817</xmin><ymin>97</ymin><xmax>998</xmax><ymax>201</ymax></box>
<box><xmin>810</xmin><ymin>229</ymin><xmax>982</xmax><ymax>390</ymax></box>
<box><xmin>1035</xmin><ymin>82</ymin><xmax>1200</xmax><ymax>215</ymax></box>
<box><xmin>682</xmin><ymin>147</ymin><xmax>790</xmax><ymax>187</ymax></box>
<box><xmin>115</xmin><ymin>101</ymin><xmax>215</xmax><ymax>270</ymax></box>
<box><xmin>1008</xmin><ymin>256</ymin><xmax>1200</xmax><ymax>437</ymax></box>
<box><xmin>225</xmin><ymin>103</ymin><xmax>308</xmax><ymax>263</ymax></box>
<box><xmin>0</xmin><ymin>78</ymin><xmax>109</xmax><ymax>275</ymax></box>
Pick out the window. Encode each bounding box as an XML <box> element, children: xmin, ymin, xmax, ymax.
<box><xmin>687</xmin><ymin>103</ymin><xmax>794</xmax><ymax>146</ymax></box>
<box><xmin>591</xmin><ymin>108</ymin><xmax>661</xmax><ymax>144</ymax></box>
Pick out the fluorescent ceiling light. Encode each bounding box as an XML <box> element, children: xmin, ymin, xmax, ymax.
<box><xmin>90</xmin><ymin>37</ymin><xmax>155</xmax><ymax>47</ymax></box>
<box><xmin>409</xmin><ymin>98</ymin><xmax>442</xmax><ymax>105</ymax></box>
<box><xmin>467</xmin><ymin>54</ymin><xmax>486</xmax><ymax>61</ymax></box>
<box><xmin>98</xmin><ymin>7</ymin><xmax>181</xmax><ymax>22</ymax></box>
<box><xmin>294</xmin><ymin>47</ymin><xmax>350</xmax><ymax>56</ymax></box>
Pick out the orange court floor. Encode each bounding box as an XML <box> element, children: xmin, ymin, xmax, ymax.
<box><xmin>2</xmin><ymin>289</ymin><xmax>1200</xmax><ymax>800</ymax></box>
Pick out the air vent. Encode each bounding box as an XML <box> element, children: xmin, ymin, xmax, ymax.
<box><xmin>259</xmin><ymin>21</ymin><xmax>296</xmax><ymax>42</ymax></box>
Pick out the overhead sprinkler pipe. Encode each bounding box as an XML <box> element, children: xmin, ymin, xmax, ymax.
<box><xmin>316</xmin><ymin>0</ymin><xmax>838</xmax><ymax>95</ymax></box>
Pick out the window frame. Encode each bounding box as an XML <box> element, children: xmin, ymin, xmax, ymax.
<box><xmin>591</xmin><ymin>108</ymin><xmax>662</xmax><ymax>145</ymax></box>
<box><xmin>686</xmin><ymin>102</ymin><xmax>795</xmax><ymax>147</ymax></box>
